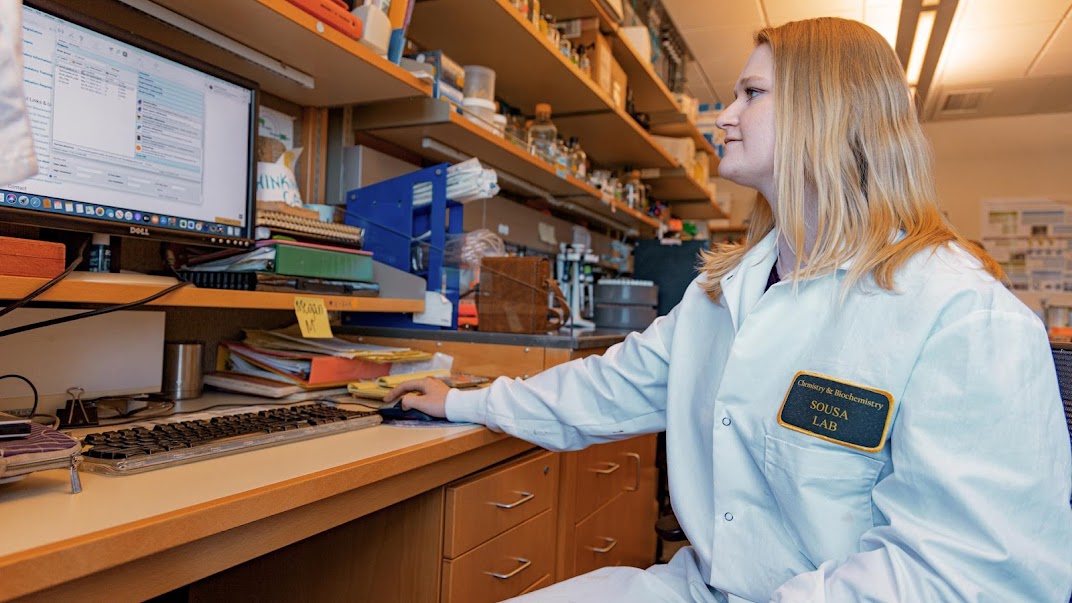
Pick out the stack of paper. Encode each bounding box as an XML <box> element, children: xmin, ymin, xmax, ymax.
<box><xmin>347</xmin><ymin>369</ymin><xmax>451</xmax><ymax>400</ymax></box>
<box><xmin>205</xmin><ymin>327</ymin><xmax>435</xmax><ymax>397</ymax></box>
<box><xmin>242</xmin><ymin>328</ymin><xmax>433</xmax><ymax>363</ymax></box>
<box><xmin>412</xmin><ymin>158</ymin><xmax>500</xmax><ymax>206</ymax></box>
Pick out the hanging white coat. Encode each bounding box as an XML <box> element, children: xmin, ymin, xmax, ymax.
<box><xmin>0</xmin><ymin>2</ymin><xmax>38</xmax><ymax>185</ymax></box>
<box><xmin>447</xmin><ymin>230</ymin><xmax>1072</xmax><ymax>602</ymax></box>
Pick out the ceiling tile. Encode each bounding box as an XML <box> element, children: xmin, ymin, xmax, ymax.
<box><xmin>952</xmin><ymin>0</ymin><xmax>1069</xmax><ymax>30</ymax></box>
<box><xmin>861</xmin><ymin>2</ymin><xmax>901</xmax><ymax>49</ymax></box>
<box><xmin>938</xmin><ymin>23</ymin><xmax>1056</xmax><ymax>86</ymax></box>
<box><xmin>661</xmin><ymin>0</ymin><xmax>766</xmax><ymax>32</ymax></box>
<box><xmin>1032</xmin><ymin>48</ymin><xmax>1072</xmax><ymax>77</ymax></box>
<box><xmin>1042</xmin><ymin>10</ymin><xmax>1072</xmax><ymax>53</ymax></box>
<box><xmin>763</xmin><ymin>0</ymin><xmax>861</xmax><ymax>25</ymax></box>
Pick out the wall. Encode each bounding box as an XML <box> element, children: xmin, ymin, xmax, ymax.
<box><xmin>926</xmin><ymin>113</ymin><xmax>1072</xmax><ymax>241</ymax></box>
<box><xmin>711</xmin><ymin>113</ymin><xmax>1072</xmax><ymax>241</ymax></box>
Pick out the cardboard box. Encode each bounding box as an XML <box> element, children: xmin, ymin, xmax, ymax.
<box><xmin>609</xmin><ymin>57</ymin><xmax>628</xmax><ymax>111</ymax></box>
<box><xmin>564</xmin><ymin>27</ymin><xmax>615</xmax><ymax>100</ymax></box>
<box><xmin>0</xmin><ymin>236</ymin><xmax>65</xmax><ymax>278</ymax></box>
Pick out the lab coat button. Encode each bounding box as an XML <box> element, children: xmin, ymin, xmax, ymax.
<box><xmin>721</xmin><ymin>417</ymin><xmax>731</xmax><ymax>426</ymax></box>
<box><xmin>724</xmin><ymin>512</ymin><xmax>733</xmax><ymax>521</ymax></box>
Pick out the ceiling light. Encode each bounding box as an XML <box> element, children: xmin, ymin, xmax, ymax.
<box><xmin>906</xmin><ymin>10</ymin><xmax>937</xmax><ymax>86</ymax></box>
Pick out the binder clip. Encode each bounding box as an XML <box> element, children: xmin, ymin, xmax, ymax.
<box><xmin>59</xmin><ymin>387</ymin><xmax>98</xmax><ymax>429</ymax></box>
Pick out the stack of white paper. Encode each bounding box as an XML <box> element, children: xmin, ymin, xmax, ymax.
<box><xmin>412</xmin><ymin>158</ymin><xmax>500</xmax><ymax>207</ymax></box>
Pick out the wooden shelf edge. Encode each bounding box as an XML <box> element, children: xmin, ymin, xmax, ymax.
<box><xmin>609</xmin><ymin>30</ymin><xmax>680</xmax><ymax>115</ymax></box>
<box><xmin>258</xmin><ymin>0</ymin><xmax>432</xmax><ymax>98</ymax></box>
<box><xmin>0</xmin><ymin>277</ymin><xmax>424</xmax><ymax>312</ymax></box>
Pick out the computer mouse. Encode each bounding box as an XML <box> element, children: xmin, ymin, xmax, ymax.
<box><xmin>378</xmin><ymin>400</ymin><xmax>446</xmax><ymax>423</ymax></box>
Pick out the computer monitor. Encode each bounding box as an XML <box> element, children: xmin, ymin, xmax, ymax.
<box><xmin>0</xmin><ymin>1</ymin><xmax>257</xmax><ymax>248</ymax></box>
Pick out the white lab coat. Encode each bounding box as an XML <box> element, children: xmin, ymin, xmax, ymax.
<box><xmin>0</xmin><ymin>1</ymin><xmax>38</xmax><ymax>185</ymax></box>
<box><xmin>447</xmin><ymin>230</ymin><xmax>1072</xmax><ymax>602</ymax></box>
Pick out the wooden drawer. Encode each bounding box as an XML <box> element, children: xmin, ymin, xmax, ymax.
<box><xmin>571</xmin><ymin>436</ymin><xmax>652</xmax><ymax>522</ymax></box>
<box><xmin>520</xmin><ymin>574</ymin><xmax>552</xmax><ymax>595</ymax></box>
<box><xmin>444</xmin><ymin>450</ymin><xmax>559</xmax><ymax>558</ymax></box>
<box><xmin>442</xmin><ymin>510</ymin><xmax>556</xmax><ymax>603</ymax></box>
<box><xmin>570</xmin><ymin>486</ymin><xmax>658</xmax><ymax>578</ymax></box>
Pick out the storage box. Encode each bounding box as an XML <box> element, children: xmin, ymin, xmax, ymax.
<box><xmin>478</xmin><ymin>257</ymin><xmax>553</xmax><ymax>334</ymax></box>
<box><xmin>609</xmin><ymin>57</ymin><xmax>628</xmax><ymax>111</ymax></box>
<box><xmin>563</xmin><ymin>27</ymin><xmax>616</xmax><ymax>101</ymax></box>
<box><xmin>0</xmin><ymin>236</ymin><xmax>65</xmax><ymax>278</ymax></box>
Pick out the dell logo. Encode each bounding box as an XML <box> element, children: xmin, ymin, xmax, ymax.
<box><xmin>129</xmin><ymin>226</ymin><xmax>150</xmax><ymax>236</ymax></box>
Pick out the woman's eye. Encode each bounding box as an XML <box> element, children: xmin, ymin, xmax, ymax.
<box><xmin>745</xmin><ymin>87</ymin><xmax>762</xmax><ymax>100</ymax></box>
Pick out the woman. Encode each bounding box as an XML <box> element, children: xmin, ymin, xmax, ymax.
<box><xmin>388</xmin><ymin>18</ymin><xmax>1072</xmax><ymax>602</ymax></box>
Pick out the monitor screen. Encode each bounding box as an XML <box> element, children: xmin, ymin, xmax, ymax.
<box><xmin>0</xmin><ymin>2</ymin><xmax>257</xmax><ymax>247</ymax></box>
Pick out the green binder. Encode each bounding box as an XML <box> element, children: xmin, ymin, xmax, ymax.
<box><xmin>268</xmin><ymin>242</ymin><xmax>374</xmax><ymax>283</ymax></box>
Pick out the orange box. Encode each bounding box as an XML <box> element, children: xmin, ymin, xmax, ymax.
<box><xmin>286</xmin><ymin>0</ymin><xmax>364</xmax><ymax>40</ymax></box>
<box><xmin>0</xmin><ymin>236</ymin><xmax>65</xmax><ymax>278</ymax></box>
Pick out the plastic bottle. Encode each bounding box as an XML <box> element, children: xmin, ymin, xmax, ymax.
<box><xmin>555</xmin><ymin>137</ymin><xmax>571</xmax><ymax>174</ymax></box>
<box><xmin>568</xmin><ymin>137</ymin><xmax>588</xmax><ymax>180</ymax></box>
<box><xmin>88</xmin><ymin>233</ymin><xmax>111</xmax><ymax>272</ymax></box>
<box><xmin>577</xmin><ymin>45</ymin><xmax>592</xmax><ymax>77</ymax></box>
<box><xmin>527</xmin><ymin>103</ymin><xmax>558</xmax><ymax>164</ymax></box>
<box><xmin>623</xmin><ymin>170</ymin><xmax>643</xmax><ymax>209</ymax></box>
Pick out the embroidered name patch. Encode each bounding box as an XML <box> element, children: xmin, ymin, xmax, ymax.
<box><xmin>778</xmin><ymin>371</ymin><xmax>894</xmax><ymax>452</ymax></box>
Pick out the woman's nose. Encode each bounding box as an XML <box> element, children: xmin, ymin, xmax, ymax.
<box><xmin>715</xmin><ymin>103</ymin><xmax>737</xmax><ymax>130</ymax></box>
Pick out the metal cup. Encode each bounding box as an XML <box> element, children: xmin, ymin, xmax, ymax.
<box><xmin>161</xmin><ymin>341</ymin><xmax>204</xmax><ymax>400</ymax></box>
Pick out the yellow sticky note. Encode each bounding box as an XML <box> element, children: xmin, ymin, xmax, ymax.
<box><xmin>293</xmin><ymin>296</ymin><xmax>333</xmax><ymax>338</ymax></box>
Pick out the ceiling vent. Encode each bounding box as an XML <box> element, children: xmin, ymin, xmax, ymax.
<box><xmin>935</xmin><ymin>89</ymin><xmax>991</xmax><ymax>116</ymax></box>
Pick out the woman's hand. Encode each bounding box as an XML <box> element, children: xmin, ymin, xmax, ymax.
<box><xmin>383</xmin><ymin>377</ymin><xmax>451</xmax><ymax>418</ymax></box>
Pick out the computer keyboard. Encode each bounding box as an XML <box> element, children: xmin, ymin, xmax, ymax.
<box><xmin>78</xmin><ymin>402</ymin><xmax>381</xmax><ymax>475</ymax></box>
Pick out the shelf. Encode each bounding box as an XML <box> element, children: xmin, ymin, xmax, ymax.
<box><xmin>647</xmin><ymin>112</ymin><xmax>721</xmax><ymax>174</ymax></box>
<box><xmin>0</xmin><ymin>277</ymin><xmax>424</xmax><ymax>312</ymax></box>
<box><xmin>642</xmin><ymin>168</ymin><xmax>710</xmax><ymax>202</ymax></box>
<box><xmin>554</xmin><ymin>111</ymin><xmax>676</xmax><ymax>168</ymax></box>
<box><xmin>607</xmin><ymin>30</ymin><xmax>680</xmax><ymax>115</ymax></box>
<box><xmin>1012</xmin><ymin>290</ymin><xmax>1072</xmax><ymax>312</ymax></box>
<box><xmin>540</xmin><ymin>0</ymin><xmax>619</xmax><ymax>30</ymax></box>
<box><xmin>353</xmin><ymin>98</ymin><xmax>659</xmax><ymax>233</ymax></box>
<box><xmin>407</xmin><ymin>0</ymin><xmax>676</xmax><ymax>170</ymax></box>
<box><xmin>667</xmin><ymin>199</ymin><xmax>727</xmax><ymax>220</ymax></box>
<box><xmin>89</xmin><ymin>0</ymin><xmax>431</xmax><ymax>107</ymax></box>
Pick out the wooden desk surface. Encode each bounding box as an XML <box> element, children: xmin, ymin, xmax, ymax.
<box><xmin>0</xmin><ymin>419</ymin><xmax>534</xmax><ymax>601</ymax></box>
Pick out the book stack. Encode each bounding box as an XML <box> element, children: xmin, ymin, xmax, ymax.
<box><xmin>181</xmin><ymin>240</ymin><xmax>379</xmax><ymax>296</ymax></box>
<box><xmin>205</xmin><ymin>328</ymin><xmax>434</xmax><ymax>398</ymax></box>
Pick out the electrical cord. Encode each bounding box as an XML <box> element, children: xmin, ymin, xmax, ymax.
<box><xmin>0</xmin><ymin>280</ymin><xmax>191</xmax><ymax>339</ymax></box>
<box><xmin>0</xmin><ymin>373</ymin><xmax>39</xmax><ymax>418</ymax></box>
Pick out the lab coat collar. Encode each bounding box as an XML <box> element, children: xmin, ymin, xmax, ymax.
<box><xmin>719</xmin><ymin>231</ymin><xmax>778</xmax><ymax>332</ymax></box>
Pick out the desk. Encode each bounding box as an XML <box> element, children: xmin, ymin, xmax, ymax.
<box><xmin>0</xmin><ymin>421</ymin><xmax>533</xmax><ymax>601</ymax></box>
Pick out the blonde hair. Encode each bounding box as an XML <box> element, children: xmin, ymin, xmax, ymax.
<box><xmin>700</xmin><ymin>17</ymin><xmax>1003</xmax><ymax>301</ymax></box>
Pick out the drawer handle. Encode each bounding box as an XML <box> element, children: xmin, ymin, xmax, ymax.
<box><xmin>484</xmin><ymin>557</ymin><xmax>532</xmax><ymax>580</ymax></box>
<box><xmin>625</xmin><ymin>452</ymin><xmax>641</xmax><ymax>492</ymax></box>
<box><xmin>586</xmin><ymin>537</ymin><xmax>618</xmax><ymax>554</ymax></box>
<box><xmin>588</xmin><ymin>461</ymin><xmax>621</xmax><ymax>475</ymax></box>
<box><xmin>493</xmin><ymin>491</ymin><xmax>535</xmax><ymax>509</ymax></box>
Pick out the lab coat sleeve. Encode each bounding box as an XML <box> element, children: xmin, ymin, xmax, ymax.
<box><xmin>770</xmin><ymin>309</ymin><xmax>1072</xmax><ymax>602</ymax></box>
<box><xmin>445</xmin><ymin>305</ymin><xmax>678</xmax><ymax>451</ymax></box>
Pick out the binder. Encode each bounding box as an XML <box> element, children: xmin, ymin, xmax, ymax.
<box><xmin>187</xmin><ymin>240</ymin><xmax>375</xmax><ymax>282</ymax></box>
<box><xmin>216</xmin><ymin>342</ymin><xmax>390</xmax><ymax>388</ymax></box>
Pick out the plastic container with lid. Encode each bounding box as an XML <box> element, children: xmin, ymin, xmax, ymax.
<box><xmin>462</xmin><ymin>97</ymin><xmax>498</xmax><ymax>135</ymax></box>
<box><xmin>463</xmin><ymin>65</ymin><xmax>496</xmax><ymax>102</ymax></box>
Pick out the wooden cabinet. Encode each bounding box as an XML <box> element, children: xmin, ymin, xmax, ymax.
<box><xmin>556</xmin><ymin>434</ymin><xmax>659</xmax><ymax>581</ymax></box>
<box><xmin>442</xmin><ymin>511</ymin><xmax>557</xmax><ymax>603</ymax></box>
<box><xmin>441</xmin><ymin>450</ymin><xmax>560</xmax><ymax>602</ymax></box>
